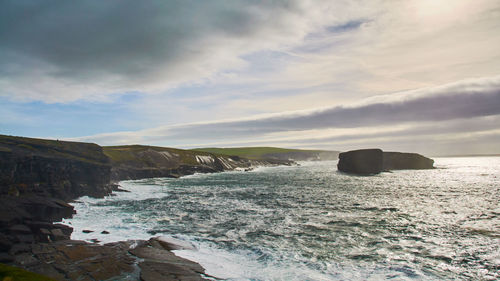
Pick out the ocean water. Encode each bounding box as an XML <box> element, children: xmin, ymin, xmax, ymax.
<box><xmin>65</xmin><ymin>158</ymin><xmax>500</xmax><ymax>280</ymax></box>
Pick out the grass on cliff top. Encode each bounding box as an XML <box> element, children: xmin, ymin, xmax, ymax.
<box><xmin>0</xmin><ymin>134</ymin><xmax>108</xmax><ymax>164</ymax></box>
<box><xmin>191</xmin><ymin>147</ymin><xmax>326</xmax><ymax>160</ymax></box>
<box><xmin>0</xmin><ymin>264</ymin><xmax>57</xmax><ymax>281</ymax></box>
<box><xmin>103</xmin><ymin>145</ymin><xmax>215</xmax><ymax>166</ymax></box>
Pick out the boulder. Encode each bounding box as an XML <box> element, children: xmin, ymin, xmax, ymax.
<box><xmin>337</xmin><ymin>149</ymin><xmax>384</xmax><ymax>175</ymax></box>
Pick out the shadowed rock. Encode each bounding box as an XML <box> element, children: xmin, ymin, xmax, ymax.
<box><xmin>383</xmin><ymin>151</ymin><xmax>434</xmax><ymax>170</ymax></box>
<box><xmin>337</xmin><ymin>149</ymin><xmax>384</xmax><ymax>175</ymax></box>
<box><xmin>130</xmin><ymin>237</ymin><xmax>214</xmax><ymax>281</ymax></box>
<box><xmin>338</xmin><ymin>149</ymin><xmax>434</xmax><ymax>175</ymax></box>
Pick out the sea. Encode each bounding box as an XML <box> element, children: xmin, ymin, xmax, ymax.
<box><xmin>64</xmin><ymin>157</ymin><xmax>500</xmax><ymax>280</ymax></box>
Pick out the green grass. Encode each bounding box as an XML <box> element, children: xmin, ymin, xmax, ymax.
<box><xmin>103</xmin><ymin>145</ymin><xmax>215</xmax><ymax>166</ymax></box>
<box><xmin>0</xmin><ymin>264</ymin><xmax>57</xmax><ymax>281</ymax></box>
<box><xmin>0</xmin><ymin>134</ymin><xmax>108</xmax><ymax>165</ymax></box>
<box><xmin>191</xmin><ymin>147</ymin><xmax>326</xmax><ymax>160</ymax></box>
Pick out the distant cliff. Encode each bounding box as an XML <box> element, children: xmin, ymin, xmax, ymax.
<box><xmin>192</xmin><ymin>147</ymin><xmax>339</xmax><ymax>161</ymax></box>
<box><xmin>0</xmin><ymin>135</ymin><xmax>294</xmax><ymax>264</ymax></box>
<box><xmin>104</xmin><ymin>145</ymin><xmax>293</xmax><ymax>181</ymax></box>
<box><xmin>337</xmin><ymin>148</ymin><xmax>434</xmax><ymax>175</ymax></box>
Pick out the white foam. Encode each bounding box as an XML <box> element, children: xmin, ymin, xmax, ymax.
<box><xmin>157</xmin><ymin>236</ymin><xmax>196</xmax><ymax>250</ymax></box>
<box><xmin>64</xmin><ymin>180</ymin><xmax>170</xmax><ymax>244</ymax></box>
<box><xmin>171</xmin><ymin>236</ymin><xmax>338</xmax><ymax>281</ymax></box>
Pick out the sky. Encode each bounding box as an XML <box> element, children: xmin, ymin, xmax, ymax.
<box><xmin>1</xmin><ymin>0</ymin><xmax>500</xmax><ymax>155</ymax></box>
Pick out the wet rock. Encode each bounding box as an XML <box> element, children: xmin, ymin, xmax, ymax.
<box><xmin>155</xmin><ymin>237</ymin><xmax>196</xmax><ymax>251</ymax></box>
<box><xmin>130</xmin><ymin>238</ymin><xmax>212</xmax><ymax>281</ymax></box>
<box><xmin>16</xmin><ymin>240</ymin><xmax>137</xmax><ymax>281</ymax></box>
<box><xmin>140</xmin><ymin>261</ymin><xmax>206</xmax><ymax>281</ymax></box>
<box><xmin>50</xmin><ymin>229</ymin><xmax>67</xmax><ymax>241</ymax></box>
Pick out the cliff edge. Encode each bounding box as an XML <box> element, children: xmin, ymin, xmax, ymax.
<box><xmin>104</xmin><ymin>145</ymin><xmax>292</xmax><ymax>181</ymax></box>
<box><xmin>0</xmin><ymin>134</ymin><xmax>293</xmax><ymax>280</ymax></box>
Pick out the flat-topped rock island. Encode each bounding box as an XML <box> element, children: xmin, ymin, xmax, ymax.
<box><xmin>337</xmin><ymin>149</ymin><xmax>434</xmax><ymax>175</ymax></box>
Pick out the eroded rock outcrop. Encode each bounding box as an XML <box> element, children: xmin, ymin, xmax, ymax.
<box><xmin>104</xmin><ymin>145</ymin><xmax>293</xmax><ymax>181</ymax></box>
<box><xmin>0</xmin><ymin>135</ymin><xmax>294</xmax><ymax>280</ymax></box>
<box><xmin>337</xmin><ymin>149</ymin><xmax>434</xmax><ymax>175</ymax></box>
<box><xmin>0</xmin><ymin>135</ymin><xmax>113</xmax><ymax>199</ymax></box>
<box><xmin>0</xmin><ymin>135</ymin><xmax>115</xmax><ymax>264</ymax></box>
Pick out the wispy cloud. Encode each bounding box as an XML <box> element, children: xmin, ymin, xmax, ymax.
<box><xmin>72</xmin><ymin>76</ymin><xmax>500</xmax><ymax>154</ymax></box>
<box><xmin>0</xmin><ymin>0</ymin><xmax>339</xmax><ymax>102</ymax></box>
<box><xmin>2</xmin><ymin>1</ymin><xmax>500</xmax><ymax>155</ymax></box>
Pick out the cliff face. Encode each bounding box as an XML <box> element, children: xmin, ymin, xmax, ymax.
<box><xmin>0</xmin><ymin>135</ymin><xmax>294</xmax><ymax>262</ymax></box>
<box><xmin>191</xmin><ymin>147</ymin><xmax>339</xmax><ymax>161</ymax></box>
<box><xmin>104</xmin><ymin>145</ymin><xmax>292</xmax><ymax>181</ymax></box>
<box><xmin>337</xmin><ymin>149</ymin><xmax>384</xmax><ymax>175</ymax></box>
<box><xmin>0</xmin><ymin>135</ymin><xmax>295</xmax><ymax>277</ymax></box>
<box><xmin>337</xmin><ymin>149</ymin><xmax>434</xmax><ymax>175</ymax></box>
<box><xmin>0</xmin><ymin>135</ymin><xmax>113</xmax><ymax>200</ymax></box>
<box><xmin>382</xmin><ymin>152</ymin><xmax>435</xmax><ymax>170</ymax></box>
<box><xmin>0</xmin><ymin>135</ymin><xmax>115</xmax><ymax>255</ymax></box>
<box><xmin>261</xmin><ymin>151</ymin><xmax>339</xmax><ymax>161</ymax></box>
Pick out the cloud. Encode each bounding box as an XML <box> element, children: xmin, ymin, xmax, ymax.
<box><xmin>72</xmin><ymin>75</ymin><xmax>500</xmax><ymax>152</ymax></box>
<box><xmin>0</xmin><ymin>0</ymin><xmax>340</xmax><ymax>102</ymax></box>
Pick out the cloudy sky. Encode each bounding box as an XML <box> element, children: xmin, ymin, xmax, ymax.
<box><xmin>1</xmin><ymin>0</ymin><xmax>500</xmax><ymax>155</ymax></box>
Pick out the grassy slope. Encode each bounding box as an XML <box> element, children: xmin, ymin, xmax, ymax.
<box><xmin>0</xmin><ymin>264</ymin><xmax>57</xmax><ymax>281</ymax></box>
<box><xmin>103</xmin><ymin>145</ymin><xmax>215</xmax><ymax>166</ymax></box>
<box><xmin>191</xmin><ymin>147</ymin><xmax>330</xmax><ymax>160</ymax></box>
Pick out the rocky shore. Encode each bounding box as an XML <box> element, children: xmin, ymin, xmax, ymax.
<box><xmin>0</xmin><ymin>134</ymin><xmax>293</xmax><ymax>280</ymax></box>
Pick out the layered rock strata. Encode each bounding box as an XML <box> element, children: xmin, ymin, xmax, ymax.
<box><xmin>0</xmin><ymin>134</ymin><xmax>293</xmax><ymax>280</ymax></box>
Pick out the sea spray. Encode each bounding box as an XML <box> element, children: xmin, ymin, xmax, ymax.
<box><xmin>66</xmin><ymin>159</ymin><xmax>500</xmax><ymax>280</ymax></box>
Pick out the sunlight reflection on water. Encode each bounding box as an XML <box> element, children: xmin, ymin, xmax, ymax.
<box><xmin>67</xmin><ymin>157</ymin><xmax>500</xmax><ymax>280</ymax></box>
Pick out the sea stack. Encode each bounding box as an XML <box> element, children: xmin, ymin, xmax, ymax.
<box><xmin>337</xmin><ymin>149</ymin><xmax>384</xmax><ymax>175</ymax></box>
<box><xmin>337</xmin><ymin>149</ymin><xmax>434</xmax><ymax>175</ymax></box>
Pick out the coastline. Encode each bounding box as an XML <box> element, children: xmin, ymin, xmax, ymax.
<box><xmin>0</xmin><ymin>134</ymin><xmax>297</xmax><ymax>280</ymax></box>
<box><xmin>1</xmin><ymin>174</ymin><xmax>226</xmax><ymax>280</ymax></box>
<box><xmin>3</xmin><ymin>168</ymin><xmax>295</xmax><ymax>281</ymax></box>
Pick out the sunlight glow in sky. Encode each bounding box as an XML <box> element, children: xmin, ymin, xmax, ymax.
<box><xmin>1</xmin><ymin>0</ymin><xmax>499</xmax><ymax>155</ymax></box>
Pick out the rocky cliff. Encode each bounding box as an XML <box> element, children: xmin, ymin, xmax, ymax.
<box><xmin>192</xmin><ymin>147</ymin><xmax>339</xmax><ymax>161</ymax></box>
<box><xmin>0</xmin><ymin>135</ymin><xmax>115</xmax><ymax>264</ymax></box>
<box><xmin>104</xmin><ymin>145</ymin><xmax>293</xmax><ymax>181</ymax></box>
<box><xmin>337</xmin><ymin>148</ymin><xmax>434</xmax><ymax>175</ymax></box>
<box><xmin>0</xmin><ymin>135</ymin><xmax>295</xmax><ymax>279</ymax></box>
<box><xmin>0</xmin><ymin>135</ymin><xmax>113</xmax><ymax>200</ymax></box>
<box><xmin>0</xmin><ymin>135</ymin><xmax>294</xmax><ymax>265</ymax></box>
